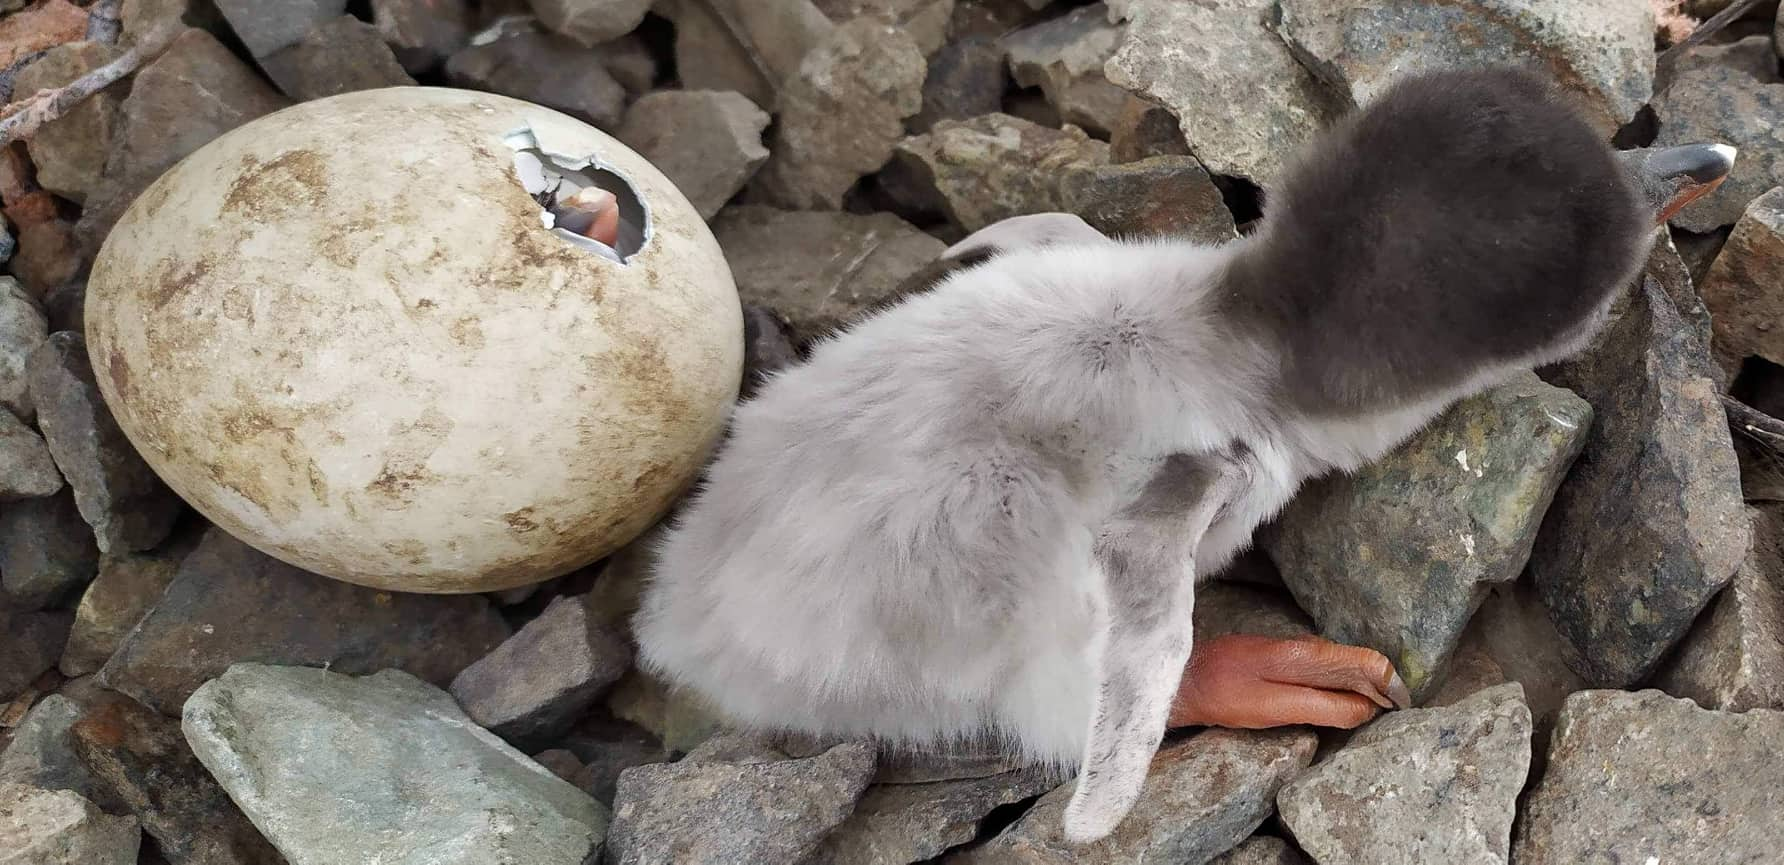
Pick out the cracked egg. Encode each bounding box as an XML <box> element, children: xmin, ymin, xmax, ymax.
<box><xmin>85</xmin><ymin>88</ymin><xmax>743</xmax><ymax>593</ymax></box>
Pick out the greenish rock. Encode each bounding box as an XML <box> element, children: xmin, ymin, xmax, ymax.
<box><xmin>1266</xmin><ymin>373</ymin><xmax>1591</xmax><ymax>698</ymax></box>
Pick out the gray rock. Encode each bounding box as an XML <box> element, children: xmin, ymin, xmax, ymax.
<box><xmin>1060</xmin><ymin>155</ymin><xmax>1236</xmax><ymax>243</ymax></box>
<box><xmin>450</xmin><ymin>593</ymin><xmax>632</xmax><ymax>748</ymax></box>
<box><xmin>260</xmin><ymin>15</ymin><xmax>416</xmax><ymax>101</ymax></box>
<box><xmin>1109</xmin><ymin>94</ymin><xmax>1192</xmax><ymax>164</ymax></box>
<box><xmin>0</xmin><ymin>783</ymin><xmax>139</xmax><ymax>865</ymax></box>
<box><xmin>751</xmin><ymin>19</ymin><xmax>926</xmax><ymax>210</ymax></box>
<box><xmin>0</xmin><ymin>228</ymin><xmax>12</xmax><ymax>265</ymax></box>
<box><xmin>604</xmin><ymin>668</ymin><xmax>727</xmax><ymax>756</ymax></box>
<box><xmin>910</xmin><ymin>36</ymin><xmax>1007</xmax><ymax>133</ymax></box>
<box><xmin>0</xmin><ymin>696</ymin><xmax>107</xmax><ymax>807</ymax></box>
<box><xmin>1192</xmin><ymin>581</ymin><xmax>1315</xmax><ymax>642</ymax></box>
<box><xmin>370</xmin><ymin>0</ymin><xmax>470</xmax><ymax>73</ymax></box>
<box><xmin>1514</xmin><ymin>690</ymin><xmax>1784</xmax><ymax>863</ymax></box>
<box><xmin>0</xmin><ymin>607</ymin><xmax>70</xmax><ymax>703</ymax></box>
<box><xmin>0</xmin><ymin>279</ymin><xmax>46</xmax><ymax>423</ymax></box>
<box><xmin>11</xmin><ymin>42</ymin><xmax>124</xmax><ymax>205</ymax></box>
<box><xmin>1450</xmin><ymin>581</ymin><xmax>1586</xmax><ymax>763</ymax></box>
<box><xmin>1646</xmin><ymin>231</ymin><xmax>1723</xmax><ymax>388</ymax></box>
<box><xmin>616</xmin><ymin>90</ymin><xmax>769</xmax><ymax>220</ymax></box>
<box><xmin>1532</xmin><ymin>278</ymin><xmax>1749</xmax><ymax>686</ymax></box>
<box><xmin>1699</xmin><ymin>186</ymin><xmax>1784</xmax><ymax>370</ymax></box>
<box><xmin>528</xmin><ymin>0</ymin><xmax>652</xmax><ymax>46</ymax></box>
<box><xmin>1278</xmin><ymin>684</ymin><xmax>1532</xmax><ymax>865</ymax></box>
<box><xmin>606</xmin><ymin>740</ymin><xmax>875</xmax><ymax>865</ymax></box>
<box><xmin>741</xmin><ymin>305</ymin><xmax>800</xmax><ymax>400</ymax></box>
<box><xmin>815</xmin><ymin>0</ymin><xmax>955</xmax><ymax>56</ymax></box>
<box><xmin>1003</xmin><ymin>3</ymin><xmax>1124</xmax><ymax>137</ymax></box>
<box><xmin>1209</xmin><ymin>837</ymin><xmax>1308</xmax><ymax>865</ymax></box>
<box><xmin>885</xmin><ymin>113</ymin><xmax>1110</xmax><ymax>232</ymax></box>
<box><xmin>60</xmin><ymin>547</ymin><xmax>188</xmax><ymax>677</ymax></box>
<box><xmin>810</xmin><ymin>768</ymin><xmax>1055</xmax><ymax>864</ymax></box>
<box><xmin>27</xmin><ymin>332</ymin><xmax>182</xmax><ymax>555</ymax></box>
<box><xmin>712</xmin><ymin>206</ymin><xmax>946</xmax><ymax>342</ymax></box>
<box><xmin>533</xmin><ymin>748</ymin><xmax>586</xmax><ymax>782</ymax></box>
<box><xmin>1105</xmin><ymin>0</ymin><xmax>1337</xmax><ymax>185</ymax></box>
<box><xmin>0</xmin><ymin>410</ymin><xmax>62</xmax><ymax>500</ymax></box>
<box><xmin>964</xmin><ymin>728</ymin><xmax>1316</xmax><ymax>865</ymax></box>
<box><xmin>213</xmin><ymin>0</ymin><xmax>344</xmax><ymax>58</ymax></box>
<box><xmin>100</xmin><ymin>528</ymin><xmax>510</xmax><ymax>715</ymax></box>
<box><xmin>0</xmin><ymin>491</ymin><xmax>98</xmax><ymax>612</ymax></box>
<box><xmin>1653</xmin><ymin>505</ymin><xmax>1784</xmax><ymax>712</ymax></box>
<box><xmin>1277</xmin><ymin>0</ymin><xmax>1652</xmax><ymax>137</ymax></box>
<box><xmin>444</xmin><ymin>27</ymin><xmax>626</xmax><ymax>129</ymax></box>
<box><xmin>184</xmin><ymin>664</ymin><xmax>609</xmax><ymax>865</ymax></box>
<box><xmin>1266</xmin><ymin>374</ymin><xmax>1591</xmax><ymax>698</ymax></box>
<box><xmin>659</xmin><ymin>0</ymin><xmax>834</xmax><ymax>112</ymax></box>
<box><xmin>1653</xmin><ymin>37</ymin><xmax>1784</xmax><ymax>232</ymax></box>
<box><xmin>1423</xmin><ymin>640</ymin><xmax>1509</xmax><ymax>709</ymax></box>
<box><xmin>597</xmin><ymin>33</ymin><xmax>659</xmax><ymax>96</ymax></box>
<box><xmin>561</xmin><ymin>713</ymin><xmax>667</xmax><ymax>805</ymax></box>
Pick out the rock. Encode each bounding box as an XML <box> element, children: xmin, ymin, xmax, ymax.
<box><xmin>34</xmin><ymin>282</ymin><xmax>80</xmax><ymax>342</ymax></box>
<box><xmin>1653</xmin><ymin>505</ymin><xmax>1784</xmax><ymax>712</ymax></box>
<box><xmin>1514</xmin><ymin>690</ymin><xmax>1784</xmax><ymax>863</ymax></box>
<box><xmin>0</xmin><ymin>607</ymin><xmax>70</xmax><ymax>703</ymax></box>
<box><xmin>1450</xmin><ymin>581</ymin><xmax>1586</xmax><ymax>761</ymax></box>
<box><xmin>183</xmin><ymin>664</ymin><xmax>609</xmax><ymax>865</ymax></box>
<box><xmin>964</xmin><ymin>728</ymin><xmax>1316</xmax><ymax>864</ymax></box>
<box><xmin>658</xmin><ymin>0</ymin><xmax>775</xmax><ymax>111</ymax></box>
<box><xmin>1531</xmin><ymin>278</ymin><xmax>1749</xmax><ymax>686</ymax></box>
<box><xmin>1699</xmin><ymin>186</ymin><xmax>1784</xmax><ymax>370</ymax></box>
<box><xmin>606</xmin><ymin>740</ymin><xmax>875</xmax><ymax>865</ymax></box>
<box><xmin>1277</xmin><ymin>0</ymin><xmax>1652</xmax><ymax>138</ymax></box>
<box><xmin>810</xmin><ymin>768</ymin><xmax>1054</xmax><ymax>864</ymax></box>
<box><xmin>0</xmin><ymin>410</ymin><xmax>61</xmax><ymax>500</ymax></box>
<box><xmin>596</xmin><ymin>33</ymin><xmax>658</xmax><ymax>96</ymax></box>
<box><xmin>1105</xmin><ymin>0</ymin><xmax>1336</xmax><ymax>185</ymax></box>
<box><xmin>0</xmin><ymin>696</ymin><xmax>108</xmax><ymax>807</ymax></box>
<box><xmin>1192</xmin><ymin>581</ymin><xmax>1315</xmax><ymax>641</ymax></box>
<box><xmin>615</xmin><ymin>90</ymin><xmax>769</xmax><ymax>220</ymax></box>
<box><xmin>370</xmin><ymin>0</ymin><xmax>470</xmax><ymax>73</ymax></box>
<box><xmin>212</xmin><ymin>0</ymin><xmax>345</xmax><ymax>58</ymax></box>
<box><xmin>751</xmin><ymin>19</ymin><xmax>926</xmax><ymax>210</ymax></box>
<box><xmin>885</xmin><ymin>113</ymin><xmax>1110</xmax><ymax>232</ymax></box>
<box><xmin>27</xmin><ymin>332</ymin><xmax>181</xmax><ymax>555</ymax></box>
<box><xmin>741</xmin><ymin>305</ymin><xmax>800</xmax><ymax>400</ymax></box>
<box><xmin>603</xmin><ymin>668</ymin><xmax>726</xmax><ymax>756</ymax></box>
<box><xmin>69</xmin><ymin>692</ymin><xmax>282</xmax><ymax>865</ymax></box>
<box><xmin>0</xmin><ymin>0</ymin><xmax>87</xmax><ymax>70</ymax></box>
<box><xmin>450</xmin><ymin>593</ymin><xmax>632</xmax><ymax>748</ymax></box>
<box><xmin>1209</xmin><ymin>837</ymin><xmax>1309</xmax><ymax>865</ymax></box>
<box><xmin>1278</xmin><ymin>684</ymin><xmax>1532</xmax><ymax>865</ymax></box>
<box><xmin>560</xmin><ymin>713</ymin><xmax>667</xmax><ymax>804</ymax></box>
<box><xmin>1646</xmin><ymin>232</ymin><xmax>1722</xmax><ymax>388</ymax></box>
<box><xmin>260</xmin><ymin>15</ymin><xmax>416</xmax><ymax>101</ymax></box>
<box><xmin>533</xmin><ymin>748</ymin><xmax>585</xmax><ymax>781</ymax></box>
<box><xmin>5</xmin><ymin>218</ymin><xmax>80</xmax><ymax>301</ymax></box>
<box><xmin>1003</xmin><ymin>3</ymin><xmax>1125</xmax><ymax>137</ymax></box>
<box><xmin>1059</xmin><ymin>155</ymin><xmax>1236</xmax><ymax>243</ymax></box>
<box><xmin>0</xmin><ymin>491</ymin><xmax>97</xmax><ymax>612</ymax></box>
<box><xmin>0</xmin><ymin>783</ymin><xmax>139</xmax><ymax>865</ymax></box>
<box><xmin>0</xmin><ymin>228</ymin><xmax>12</xmax><ymax>265</ymax></box>
<box><xmin>910</xmin><ymin>36</ymin><xmax>1007</xmax><ymax>133</ymax></box>
<box><xmin>815</xmin><ymin>0</ymin><xmax>955</xmax><ymax>56</ymax></box>
<box><xmin>443</xmin><ymin>27</ymin><xmax>626</xmax><ymax>129</ymax></box>
<box><xmin>0</xmin><ymin>279</ymin><xmax>46</xmax><ymax>422</ymax></box>
<box><xmin>1423</xmin><ymin>641</ymin><xmax>1509</xmax><ymax>709</ymax></box>
<box><xmin>59</xmin><ymin>546</ymin><xmax>187</xmax><ymax>678</ymax></box>
<box><xmin>1266</xmin><ymin>374</ymin><xmax>1591</xmax><ymax>697</ymax></box>
<box><xmin>100</xmin><ymin>528</ymin><xmax>510</xmax><ymax>715</ymax></box>
<box><xmin>1109</xmin><ymin>94</ymin><xmax>1192</xmax><ymax>164</ymax></box>
<box><xmin>528</xmin><ymin>0</ymin><xmax>652</xmax><ymax>46</ymax></box>
<box><xmin>1653</xmin><ymin>37</ymin><xmax>1784</xmax><ymax>232</ymax></box>
<box><xmin>12</xmin><ymin>42</ymin><xmax>124</xmax><ymax>205</ymax></box>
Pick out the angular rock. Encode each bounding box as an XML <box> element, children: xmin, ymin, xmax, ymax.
<box><xmin>0</xmin><ymin>696</ymin><xmax>107</xmax><ymax>807</ymax></box>
<box><xmin>597</xmin><ymin>33</ymin><xmax>659</xmax><ymax>96</ymax></box>
<box><xmin>529</xmin><ymin>0</ymin><xmax>652</xmax><ymax>46</ymax></box>
<box><xmin>1003</xmin><ymin>3</ymin><xmax>1125</xmax><ymax>136</ymax></box>
<box><xmin>1532</xmin><ymin>278</ymin><xmax>1749</xmax><ymax>686</ymax></box>
<box><xmin>603</xmin><ymin>668</ymin><xmax>726</xmax><ymax>756</ymax></box>
<box><xmin>0</xmin><ymin>279</ymin><xmax>46</xmax><ymax>423</ymax></box>
<box><xmin>60</xmin><ymin>546</ymin><xmax>188</xmax><ymax>678</ymax></box>
<box><xmin>1451</xmin><ymin>581</ymin><xmax>1586</xmax><ymax>760</ymax></box>
<box><xmin>0</xmin><ymin>783</ymin><xmax>139</xmax><ymax>865</ymax></box>
<box><xmin>443</xmin><ymin>27</ymin><xmax>626</xmax><ymax>129</ymax></box>
<box><xmin>1106</xmin><ymin>0</ymin><xmax>1336</xmax><ymax>185</ymax></box>
<box><xmin>1267</xmin><ymin>374</ymin><xmax>1592</xmax><ymax>697</ymax></box>
<box><xmin>0</xmin><ymin>491</ymin><xmax>97</xmax><ymax>612</ymax></box>
<box><xmin>1060</xmin><ymin>155</ymin><xmax>1236</xmax><ymax>243</ymax></box>
<box><xmin>606</xmin><ymin>741</ymin><xmax>875</xmax><ymax>865</ymax></box>
<box><xmin>532</xmin><ymin>748</ymin><xmax>585</xmax><ymax>782</ymax></box>
<box><xmin>370</xmin><ymin>0</ymin><xmax>470</xmax><ymax>73</ymax></box>
<box><xmin>260</xmin><ymin>15</ymin><xmax>416</xmax><ymax>101</ymax></box>
<box><xmin>1424</xmin><ymin>641</ymin><xmax>1509</xmax><ymax>709</ymax></box>
<box><xmin>810</xmin><ymin>768</ymin><xmax>1054</xmax><ymax>864</ymax></box>
<box><xmin>1700</xmin><ymin>186</ymin><xmax>1784</xmax><ymax>370</ymax></box>
<box><xmin>965</xmin><ymin>729</ymin><xmax>1316</xmax><ymax>864</ymax></box>
<box><xmin>1646</xmin><ymin>231</ymin><xmax>1722</xmax><ymax>388</ymax></box>
<box><xmin>1514</xmin><ymin>690</ymin><xmax>1784</xmax><ymax>863</ymax></box>
<box><xmin>451</xmin><ymin>593</ymin><xmax>632</xmax><ymax>748</ymax></box>
<box><xmin>615</xmin><ymin>90</ymin><xmax>769</xmax><ymax>220</ymax></box>
<box><xmin>0</xmin><ymin>607</ymin><xmax>70</xmax><ymax>703</ymax></box>
<box><xmin>5</xmin><ymin>218</ymin><xmax>80</xmax><ymax>301</ymax></box>
<box><xmin>713</xmin><ymin>206</ymin><xmax>946</xmax><ymax>342</ymax></box>
<box><xmin>0</xmin><ymin>0</ymin><xmax>87</xmax><ymax>69</ymax></box>
<box><xmin>910</xmin><ymin>35</ymin><xmax>1007</xmax><ymax>133</ymax></box>
<box><xmin>1210</xmin><ymin>837</ymin><xmax>1309</xmax><ymax>865</ymax></box>
<box><xmin>1109</xmin><ymin>94</ymin><xmax>1192</xmax><ymax>164</ymax></box>
<box><xmin>1192</xmin><ymin>581</ymin><xmax>1315</xmax><ymax>642</ymax></box>
<box><xmin>1653</xmin><ymin>505</ymin><xmax>1784</xmax><ymax>712</ymax></box>
<box><xmin>12</xmin><ymin>42</ymin><xmax>124</xmax><ymax>205</ymax></box>
<box><xmin>100</xmin><ymin>528</ymin><xmax>510</xmax><ymax>715</ymax></box>
<box><xmin>815</xmin><ymin>0</ymin><xmax>955</xmax><ymax>56</ymax></box>
<box><xmin>885</xmin><ymin>113</ymin><xmax>1110</xmax><ymax>232</ymax></box>
<box><xmin>658</xmin><ymin>0</ymin><xmax>775</xmax><ymax>111</ymax></box>
<box><xmin>1653</xmin><ymin>37</ymin><xmax>1784</xmax><ymax>232</ymax></box>
<box><xmin>0</xmin><ymin>410</ymin><xmax>62</xmax><ymax>500</ymax></box>
<box><xmin>741</xmin><ymin>305</ymin><xmax>800</xmax><ymax>400</ymax></box>
<box><xmin>184</xmin><ymin>664</ymin><xmax>608</xmax><ymax>865</ymax></box>
<box><xmin>1279</xmin><ymin>684</ymin><xmax>1532</xmax><ymax>865</ymax></box>
<box><xmin>212</xmin><ymin>0</ymin><xmax>345</xmax><ymax>58</ymax></box>
<box><xmin>27</xmin><ymin>332</ymin><xmax>181</xmax><ymax>555</ymax></box>
<box><xmin>560</xmin><ymin>713</ymin><xmax>667</xmax><ymax>805</ymax></box>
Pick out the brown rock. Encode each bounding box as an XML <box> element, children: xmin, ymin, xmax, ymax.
<box><xmin>12</xmin><ymin>41</ymin><xmax>125</xmax><ymax>205</ymax></box>
<box><xmin>212</xmin><ymin>0</ymin><xmax>344</xmax><ymax>58</ymax></box>
<box><xmin>1109</xmin><ymin>93</ymin><xmax>1192</xmax><ymax>164</ymax></box>
<box><xmin>1210</xmin><ymin>836</ymin><xmax>1310</xmax><ymax>865</ymax></box>
<box><xmin>615</xmin><ymin>90</ymin><xmax>769</xmax><ymax>220</ymax></box>
<box><xmin>815</xmin><ymin>0</ymin><xmax>955</xmax><ymax>55</ymax></box>
<box><xmin>60</xmin><ymin>545</ymin><xmax>190</xmax><ymax>677</ymax></box>
<box><xmin>449</xmin><ymin>593</ymin><xmax>632</xmax><ymax>748</ymax></box>
<box><xmin>260</xmin><ymin>15</ymin><xmax>416</xmax><ymax>101</ymax></box>
<box><xmin>531</xmin><ymin>748</ymin><xmax>586</xmax><ymax>781</ymax></box>
<box><xmin>1060</xmin><ymin>155</ymin><xmax>1236</xmax><ymax>242</ymax></box>
<box><xmin>0</xmin><ymin>0</ymin><xmax>87</xmax><ymax>70</ymax></box>
<box><xmin>885</xmin><ymin>113</ymin><xmax>1110</xmax><ymax>232</ymax></box>
<box><xmin>1652</xmin><ymin>504</ymin><xmax>1784</xmax><ymax>712</ymax></box>
<box><xmin>1451</xmin><ymin>580</ymin><xmax>1587</xmax><ymax>762</ymax></box>
<box><xmin>657</xmin><ymin>0</ymin><xmax>775</xmax><ymax>110</ymax></box>
<box><xmin>810</xmin><ymin>768</ymin><xmax>1056</xmax><ymax>864</ymax></box>
<box><xmin>8</xmin><ymin>217</ymin><xmax>81</xmax><ymax>299</ymax></box>
<box><xmin>528</xmin><ymin>0</ymin><xmax>653</xmax><ymax>47</ymax></box>
<box><xmin>1699</xmin><ymin>186</ymin><xmax>1784</xmax><ymax>371</ymax></box>
<box><xmin>1002</xmin><ymin>3</ymin><xmax>1126</xmax><ymax>136</ymax></box>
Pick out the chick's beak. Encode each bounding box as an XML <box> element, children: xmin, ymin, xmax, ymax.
<box><xmin>1620</xmin><ymin>142</ymin><xmax>1738</xmax><ymax>225</ymax></box>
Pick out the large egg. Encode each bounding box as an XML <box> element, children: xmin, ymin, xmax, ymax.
<box><xmin>86</xmin><ymin>88</ymin><xmax>742</xmax><ymax>592</ymax></box>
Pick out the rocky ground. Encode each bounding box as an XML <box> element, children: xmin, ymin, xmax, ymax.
<box><xmin>2</xmin><ymin>0</ymin><xmax>1784</xmax><ymax>863</ymax></box>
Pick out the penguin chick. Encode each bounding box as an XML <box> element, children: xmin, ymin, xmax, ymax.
<box><xmin>635</xmin><ymin>67</ymin><xmax>1727</xmax><ymax>843</ymax></box>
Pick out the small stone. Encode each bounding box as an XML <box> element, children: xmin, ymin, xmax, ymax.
<box><xmin>606</xmin><ymin>741</ymin><xmax>876</xmax><ymax>865</ymax></box>
<box><xmin>532</xmin><ymin>748</ymin><xmax>586</xmax><ymax>782</ymax></box>
<box><xmin>528</xmin><ymin>0</ymin><xmax>652</xmax><ymax>46</ymax></box>
<box><xmin>0</xmin><ymin>279</ymin><xmax>46</xmax><ymax>422</ymax></box>
<box><xmin>751</xmin><ymin>19</ymin><xmax>926</xmax><ymax>210</ymax></box>
<box><xmin>1653</xmin><ymin>505</ymin><xmax>1784</xmax><ymax>712</ymax></box>
<box><xmin>1059</xmin><ymin>155</ymin><xmax>1237</xmax><ymax>243</ymax></box>
<box><xmin>603</xmin><ymin>668</ymin><xmax>726</xmax><ymax>756</ymax></box>
<box><xmin>0</xmin><ymin>783</ymin><xmax>139</xmax><ymax>865</ymax></box>
<box><xmin>1106</xmin><ymin>0</ymin><xmax>1337</xmax><ymax>185</ymax></box>
<box><xmin>1653</xmin><ymin>37</ymin><xmax>1784</xmax><ymax>232</ymax></box>
<box><xmin>1278</xmin><ymin>684</ymin><xmax>1532</xmax><ymax>865</ymax></box>
<box><xmin>450</xmin><ymin>593</ymin><xmax>632</xmax><ymax>748</ymax></box>
<box><xmin>815</xmin><ymin>0</ymin><xmax>955</xmax><ymax>56</ymax></box>
<box><xmin>212</xmin><ymin>0</ymin><xmax>345</xmax><ymax>58</ymax></box>
<box><xmin>6</xmin><ymin>219</ymin><xmax>80</xmax><ymax>301</ymax></box>
<box><xmin>810</xmin><ymin>768</ymin><xmax>1055</xmax><ymax>864</ymax></box>
<box><xmin>712</xmin><ymin>206</ymin><xmax>946</xmax><ymax>342</ymax></box>
<box><xmin>1514</xmin><ymin>690</ymin><xmax>1784</xmax><ymax>862</ymax></box>
<box><xmin>0</xmin><ymin>491</ymin><xmax>96</xmax><ymax>612</ymax></box>
<box><xmin>1109</xmin><ymin>93</ymin><xmax>1192</xmax><ymax>163</ymax></box>
<box><xmin>964</xmin><ymin>728</ymin><xmax>1316</xmax><ymax>864</ymax></box>
<box><xmin>1210</xmin><ymin>837</ymin><xmax>1310</xmax><ymax>865</ymax></box>
<box><xmin>100</xmin><ymin>528</ymin><xmax>510</xmax><ymax>715</ymax></box>
<box><xmin>598</xmin><ymin>32</ymin><xmax>659</xmax><ymax>96</ymax></box>
<box><xmin>0</xmin><ymin>696</ymin><xmax>107</xmax><ymax>808</ymax></box>
<box><xmin>0</xmin><ymin>607</ymin><xmax>70</xmax><ymax>703</ymax></box>
<box><xmin>183</xmin><ymin>664</ymin><xmax>609</xmax><ymax>865</ymax></box>
<box><xmin>615</xmin><ymin>90</ymin><xmax>769</xmax><ymax>220</ymax></box>
<box><xmin>0</xmin><ymin>410</ymin><xmax>62</xmax><ymax>500</ymax></box>
<box><xmin>1003</xmin><ymin>3</ymin><xmax>1126</xmax><ymax>137</ymax></box>
<box><xmin>370</xmin><ymin>0</ymin><xmax>470</xmax><ymax>73</ymax></box>
<box><xmin>0</xmin><ymin>0</ymin><xmax>87</xmax><ymax>70</ymax></box>
<box><xmin>741</xmin><ymin>305</ymin><xmax>800</xmax><ymax>400</ymax></box>
<box><xmin>561</xmin><ymin>713</ymin><xmax>667</xmax><ymax>804</ymax></box>
<box><xmin>885</xmin><ymin>113</ymin><xmax>1110</xmax><ymax>232</ymax></box>
<box><xmin>260</xmin><ymin>15</ymin><xmax>416</xmax><ymax>101</ymax></box>
<box><xmin>27</xmin><ymin>332</ymin><xmax>181</xmax><ymax>555</ymax></box>
<box><xmin>909</xmin><ymin>36</ymin><xmax>1007</xmax><ymax>133</ymax></box>
<box><xmin>444</xmin><ymin>27</ymin><xmax>627</xmax><ymax>129</ymax></box>
<box><xmin>1700</xmin><ymin>186</ymin><xmax>1784</xmax><ymax>370</ymax></box>
<box><xmin>12</xmin><ymin>42</ymin><xmax>124</xmax><ymax>205</ymax></box>
<box><xmin>1266</xmin><ymin>374</ymin><xmax>1591</xmax><ymax>698</ymax></box>
<box><xmin>59</xmin><ymin>547</ymin><xmax>187</xmax><ymax>678</ymax></box>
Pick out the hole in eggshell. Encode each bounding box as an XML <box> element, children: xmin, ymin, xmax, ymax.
<box><xmin>505</xmin><ymin>127</ymin><xmax>650</xmax><ymax>263</ymax></box>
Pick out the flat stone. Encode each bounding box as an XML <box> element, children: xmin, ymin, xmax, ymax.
<box><xmin>1532</xmin><ymin>279</ymin><xmax>1749</xmax><ymax>686</ymax></box>
<box><xmin>100</xmin><ymin>528</ymin><xmax>510</xmax><ymax>715</ymax></box>
<box><xmin>910</xmin><ymin>35</ymin><xmax>1007</xmax><ymax>133</ymax></box>
<box><xmin>1653</xmin><ymin>504</ymin><xmax>1784</xmax><ymax>712</ymax></box>
<box><xmin>27</xmin><ymin>332</ymin><xmax>182</xmax><ymax>555</ymax></box>
<box><xmin>1514</xmin><ymin>690</ymin><xmax>1784</xmax><ymax>863</ymax></box>
<box><xmin>260</xmin><ymin>15</ymin><xmax>416</xmax><ymax>101</ymax></box>
<box><xmin>560</xmin><ymin>713</ymin><xmax>667</xmax><ymax>805</ymax></box>
<box><xmin>815</xmin><ymin>0</ymin><xmax>955</xmax><ymax>56</ymax></box>
<box><xmin>1266</xmin><ymin>374</ymin><xmax>1591</xmax><ymax>697</ymax></box>
<box><xmin>183</xmin><ymin>664</ymin><xmax>609</xmax><ymax>865</ymax></box>
<box><xmin>0</xmin><ymin>607</ymin><xmax>70</xmax><ymax>704</ymax></box>
<box><xmin>964</xmin><ymin>728</ymin><xmax>1316</xmax><ymax>864</ymax></box>
<box><xmin>0</xmin><ymin>696</ymin><xmax>107</xmax><ymax>808</ymax></box>
<box><xmin>1059</xmin><ymin>155</ymin><xmax>1236</xmax><ymax>243</ymax></box>
<box><xmin>712</xmin><ymin>206</ymin><xmax>946</xmax><ymax>342</ymax></box>
<box><xmin>443</xmin><ymin>27</ymin><xmax>626</xmax><ymax>129</ymax></box>
<box><xmin>1106</xmin><ymin>0</ymin><xmax>1337</xmax><ymax>185</ymax></box>
<box><xmin>1699</xmin><ymin>186</ymin><xmax>1784</xmax><ymax>370</ymax></box>
<box><xmin>1109</xmin><ymin>94</ymin><xmax>1192</xmax><ymax>164</ymax></box>
<box><xmin>1653</xmin><ymin>37</ymin><xmax>1784</xmax><ymax>232</ymax></box>
<box><xmin>0</xmin><ymin>491</ymin><xmax>96</xmax><ymax>612</ymax></box>
<box><xmin>529</xmin><ymin>0</ymin><xmax>653</xmax><ymax>46</ymax></box>
<box><xmin>0</xmin><ymin>410</ymin><xmax>62</xmax><ymax>500</ymax></box>
<box><xmin>0</xmin><ymin>279</ymin><xmax>46</xmax><ymax>423</ymax></box>
<box><xmin>740</xmin><ymin>305</ymin><xmax>800</xmax><ymax>400</ymax></box>
<box><xmin>11</xmin><ymin>41</ymin><xmax>124</xmax><ymax>205</ymax></box>
<box><xmin>606</xmin><ymin>741</ymin><xmax>875</xmax><ymax>865</ymax></box>
<box><xmin>810</xmin><ymin>768</ymin><xmax>1054</xmax><ymax>864</ymax></box>
<box><xmin>885</xmin><ymin>113</ymin><xmax>1110</xmax><ymax>232</ymax></box>
<box><xmin>0</xmin><ymin>783</ymin><xmax>139</xmax><ymax>865</ymax></box>
<box><xmin>1003</xmin><ymin>3</ymin><xmax>1125</xmax><ymax>136</ymax></box>
<box><xmin>60</xmin><ymin>546</ymin><xmax>188</xmax><ymax>678</ymax></box>
<box><xmin>451</xmin><ymin>593</ymin><xmax>632</xmax><ymax>748</ymax></box>
<box><xmin>751</xmin><ymin>18</ymin><xmax>926</xmax><ymax>209</ymax></box>
<box><xmin>1277</xmin><ymin>0</ymin><xmax>1653</xmax><ymax>138</ymax></box>
<box><xmin>1209</xmin><ymin>837</ymin><xmax>1309</xmax><ymax>865</ymax></box>
<box><xmin>212</xmin><ymin>0</ymin><xmax>345</xmax><ymax>58</ymax></box>
<box><xmin>1278</xmin><ymin>684</ymin><xmax>1531</xmax><ymax>865</ymax></box>
<box><xmin>615</xmin><ymin>90</ymin><xmax>769</xmax><ymax>220</ymax></box>
<box><xmin>370</xmin><ymin>0</ymin><xmax>470</xmax><ymax>73</ymax></box>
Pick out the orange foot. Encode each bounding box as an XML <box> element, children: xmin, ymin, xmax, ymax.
<box><xmin>1168</xmin><ymin>633</ymin><xmax>1412</xmax><ymax>729</ymax></box>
